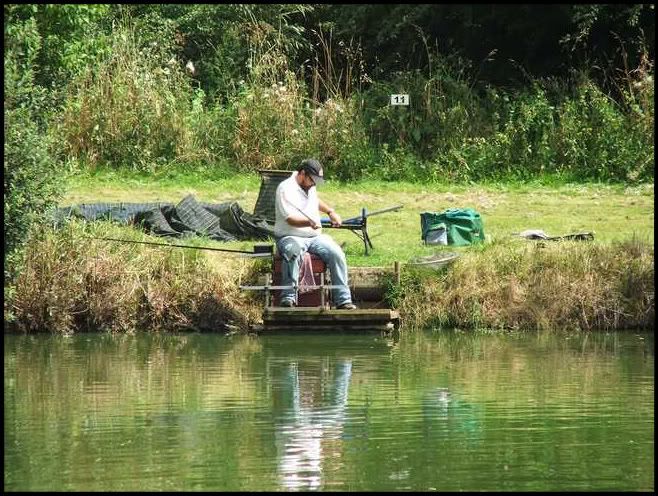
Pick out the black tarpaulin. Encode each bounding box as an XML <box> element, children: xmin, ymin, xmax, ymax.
<box><xmin>53</xmin><ymin>194</ymin><xmax>275</xmax><ymax>241</ymax></box>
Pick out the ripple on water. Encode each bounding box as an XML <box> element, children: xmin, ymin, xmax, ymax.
<box><xmin>3</xmin><ymin>331</ymin><xmax>654</xmax><ymax>492</ymax></box>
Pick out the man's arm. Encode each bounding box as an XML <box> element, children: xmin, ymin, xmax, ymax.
<box><xmin>278</xmin><ymin>188</ymin><xmax>320</xmax><ymax>229</ymax></box>
<box><xmin>287</xmin><ymin>214</ymin><xmax>319</xmax><ymax>229</ymax></box>
<box><xmin>275</xmin><ymin>187</ymin><xmax>322</xmax><ymax>229</ymax></box>
<box><xmin>319</xmin><ymin>198</ymin><xmax>342</xmax><ymax>227</ymax></box>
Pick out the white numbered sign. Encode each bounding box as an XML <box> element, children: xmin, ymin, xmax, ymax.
<box><xmin>390</xmin><ymin>94</ymin><xmax>410</xmax><ymax>106</ymax></box>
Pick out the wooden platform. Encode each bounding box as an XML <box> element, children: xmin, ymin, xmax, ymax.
<box><xmin>255</xmin><ymin>307</ymin><xmax>400</xmax><ymax>333</ymax></box>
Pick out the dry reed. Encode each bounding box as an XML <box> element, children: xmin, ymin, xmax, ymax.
<box><xmin>7</xmin><ymin>222</ymin><xmax>262</xmax><ymax>333</ymax></box>
<box><xmin>397</xmin><ymin>238</ymin><xmax>654</xmax><ymax>331</ymax></box>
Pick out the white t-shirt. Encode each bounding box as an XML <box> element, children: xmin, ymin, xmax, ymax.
<box><xmin>274</xmin><ymin>171</ymin><xmax>322</xmax><ymax>238</ymax></box>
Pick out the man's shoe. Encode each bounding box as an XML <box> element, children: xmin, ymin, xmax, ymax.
<box><xmin>336</xmin><ymin>302</ymin><xmax>357</xmax><ymax>310</ymax></box>
<box><xmin>280</xmin><ymin>299</ymin><xmax>295</xmax><ymax>308</ymax></box>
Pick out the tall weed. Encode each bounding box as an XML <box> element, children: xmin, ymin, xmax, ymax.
<box><xmin>555</xmin><ymin>79</ymin><xmax>652</xmax><ymax>181</ymax></box>
<box><xmin>7</xmin><ymin>222</ymin><xmax>260</xmax><ymax>333</ymax></box>
<box><xmin>365</xmin><ymin>74</ymin><xmax>483</xmax><ymax>153</ymax></box>
<box><xmin>437</xmin><ymin>86</ymin><xmax>558</xmax><ymax>181</ymax></box>
<box><xmin>398</xmin><ymin>240</ymin><xmax>654</xmax><ymax>331</ymax></box>
<box><xmin>229</xmin><ymin>28</ymin><xmax>374</xmax><ymax>178</ymax></box>
<box><xmin>59</xmin><ymin>23</ymin><xmax>202</xmax><ymax>171</ymax></box>
<box><xmin>53</xmin><ymin>15</ymin><xmax>653</xmax><ymax>184</ymax></box>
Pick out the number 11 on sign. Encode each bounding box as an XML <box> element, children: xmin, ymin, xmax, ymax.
<box><xmin>390</xmin><ymin>94</ymin><xmax>410</xmax><ymax>106</ymax></box>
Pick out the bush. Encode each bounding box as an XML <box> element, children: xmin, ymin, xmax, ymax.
<box><xmin>444</xmin><ymin>86</ymin><xmax>558</xmax><ymax>181</ymax></box>
<box><xmin>360</xmin><ymin>68</ymin><xmax>486</xmax><ymax>160</ymax></box>
<box><xmin>4</xmin><ymin>109</ymin><xmax>62</xmax><ymax>281</ymax></box>
<box><xmin>8</xmin><ymin>222</ymin><xmax>260</xmax><ymax>333</ymax></box>
<box><xmin>425</xmin><ymin>74</ymin><xmax>654</xmax><ymax>183</ymax></box>
<box><xmin>58</xmin><ymin>22</ymin><xmax>202</xmax><ymax>171</ymax></box>
<box><xmin>555</xmin><ymin>78</ymin><xmax>654</xmax><ymax>182</ymax></box>
<box><xmin>228</xmin><ymin>35</ymin><xmax>376</xmax><ymax>178</ymax></box>
<box><xmin>4</xmin><ymin>14</ymin><xmax>63</xmax><ymax>286</ymax></box>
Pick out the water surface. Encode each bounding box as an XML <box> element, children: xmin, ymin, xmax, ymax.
<box><xmin>4</xmin><ymin>330</ymin><xmax>654</xmax><ymax>491</ymax></box>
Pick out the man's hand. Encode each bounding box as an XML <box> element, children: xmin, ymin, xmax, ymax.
<box><xmin>328</xmin><ymin>210</ymin><xmax>342</xmax><ymax>227</ymax></box>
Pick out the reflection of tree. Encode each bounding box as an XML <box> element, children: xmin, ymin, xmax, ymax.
<box><xmin>273</xmin><ymin>359</ymin><xmax>352</xmax><ymax>491</ymax></box>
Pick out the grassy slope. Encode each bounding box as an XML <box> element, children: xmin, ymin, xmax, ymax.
<box><xmin>7</xmin><ymin>169</ymin><xmax>649</xmax><ymax>333</ymax></box>
<box><xmin>64</xmin><ymin>169</ymin><xmax>654</xmax><ymax>268</ymax></box>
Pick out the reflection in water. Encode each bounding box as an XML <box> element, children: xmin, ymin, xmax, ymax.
<box><xmin>3</xmin><ymin>331</ymin><xmax>654</xmax><ymax>492</ymax></box>
<box><xmin>422</xmin><ymin>387</ymin><xmax>482</xmax><ymax>440</ymax></box>
<box><xmin>274</xmin><ymin>360</ymin><xmax>352</xmax><ymax>491</ymax></box>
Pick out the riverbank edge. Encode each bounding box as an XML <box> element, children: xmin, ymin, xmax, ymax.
<box><xmin>4</xmin><ymin>228</ymin><xmax>654</xmax><ymax>334</ymax></box>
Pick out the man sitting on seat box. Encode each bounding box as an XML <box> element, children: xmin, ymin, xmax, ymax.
<box><xmin>273</xmin><ymin>158</ymin><xmax>357</xmax><ymax>309</ymax></box>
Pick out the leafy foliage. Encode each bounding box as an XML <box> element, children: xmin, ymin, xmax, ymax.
<box><xmin>6</xmin><ymin>4</ymin><xmax>113</xmax><ymax>105</ymax></box>
<box><xmin>119</xmin><ymin>4</ymin><xmax>314</xmax><ymax>102</ymax></box>
<box><xmin>4</xmin><ymin>4</ymin><xmax>655</xmax><ymax>188</ymax></box>
<box><xmin>313</xmin><ymin>4</ymin><xmax>654</xmax><ymax>89</ymax></box>
<box><xmin>58</xmin><ymin>22</ymin><xmax>202</xmax><ymax>171</ymax></box>
<box><xmin>4</xmin><ymin>10</ymin><xmax>64</xmax><ymax>285</ymax></box>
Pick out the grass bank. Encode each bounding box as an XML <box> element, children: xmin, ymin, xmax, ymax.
<box><xmin>5</xmin><ymin>170</ymin><xmax>654</xmax><ymax>333</ymax></box>
<box><xmin>5</xmin><ymin>221</ymin><xmax>265</xmax><ymax>334</ymax></box>
<box><xmin>64</xmin><ymin>167</ymin><xmax>654</xmax><ymax>266</ymax></box>
<box><xmin>392</xmin><ymin>238</ymin><xmax>654</xmax><ymax>331</ymax></box>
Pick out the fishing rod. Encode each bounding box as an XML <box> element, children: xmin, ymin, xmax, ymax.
<box><xmin>291</xmin><ymin>204</ymin><xmax>321</xmax><ymax>226</ymax></box>
<box><xmin>342</xmin><ymin>204</ymin><xmax>404</xmax><ymax>224</ymax></box>
<box><xmin>90</xmin><ymin>237</ymin><xmax>273</xmax><ymax>257</ymax></box>
<box><xmin>291</xmin><ymin>199</ymin><xmax>404</xmax><ymax>226</ymax></box>
<box><xmin>283</xmin><ymin>196</ymin><xmax>324</xmax><ymax>228</ymax></box>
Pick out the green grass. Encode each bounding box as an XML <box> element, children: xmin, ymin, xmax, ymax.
<box><xmin>7</xmin><ymin>168</ymin><xmax>652</xmax><ymax>333</ymax></box>
<box><xmin>63</xmin><ymin>167</ymin><xmax>654</xmax><ymax>268</ymax></box>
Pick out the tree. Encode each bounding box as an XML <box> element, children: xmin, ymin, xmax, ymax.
<box><xmin>4</xmin><ymin>6</ymin><xmax>64</xmax><ymax>283</ymax></box>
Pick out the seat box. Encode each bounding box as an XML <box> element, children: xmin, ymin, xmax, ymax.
<box><xmin>273</xmin><ymin>254</ymin><xmax>327</xmax><ymax>307</ymax></box>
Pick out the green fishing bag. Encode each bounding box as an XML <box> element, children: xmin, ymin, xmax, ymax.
<box><xmin>420</xmin><ymin>208</ymin><xmax>485</xmax><ymax>246</ymax></box>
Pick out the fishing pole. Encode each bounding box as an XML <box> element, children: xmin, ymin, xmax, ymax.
<box><xmin>90</xmin><ymin>237</ymin><xmax>273</xmax><ymax>257</ymax></box>
<box><xmin>342</xmin><ymin>204</ymin><xmax>404</xmax><ymax>224</ymax></box>
<box><xmin>291</xmin><ymin>204</ymin><xmax>319</xmax><ymax>224</ymax></box>
<box><xmin>283</xmin><ymin>196</ymin><xmax>324</xmax><ymax>228</ymax></box>
<box><xmin>288</xmin><ymin>197</ymin><xmax>403</xmax><ymax>226</ymax></box>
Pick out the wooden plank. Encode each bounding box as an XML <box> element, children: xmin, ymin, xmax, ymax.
<box><xmin>263</xmin><ymin>320</ymin><xmax>396</xmax><ymax>328</ymax></box>
<box><xmin>263</xmin><ymin>314</ymin><xmax>396</xmax><ymax>321</ymax></box>
<box><xmin>263</xmin><ymin>315</ymin><xmax>398</xmax><ymax>324</ymax></box>
<box><xmin>258</xmin><ymin>307</ymin><xmax>400</xmax><ymax>333</ymax></box>
<box><xmin>262</xmin><ymin>323</ymin><xmax>395</xmax><ymax>329</ymax></box>
<box><xmin>264</xmin><ymin>307</ymin><xmax>398</xmax><ymax>318</ymax></box>
<box><xmin>258</xmin><ymin>322</ymin><xmax>396</xmax><ymax>333</ymax></box>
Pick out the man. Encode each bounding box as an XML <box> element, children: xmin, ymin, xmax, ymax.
<box><xmin>274</xmin><ymin>158</ymin><xmax>357</xmax><ymax>309</ymax></box>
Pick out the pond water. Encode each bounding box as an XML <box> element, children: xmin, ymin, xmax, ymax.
<box><xmin>4</xmin><ymin>330</ymin><xmax>654</xmax><ymax>491</ymax></box>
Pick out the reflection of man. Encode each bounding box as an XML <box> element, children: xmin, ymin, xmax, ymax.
<box><xmin>274</xmin><ymin>359</ymin><xmax>352</xmax><ymax>491</ymax></box>
<box><xmin>273</xmin><ymin>158</ymin><xmax>356</xmax><ymax>309</ymax></box>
